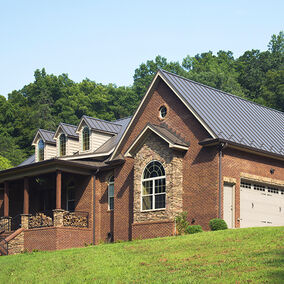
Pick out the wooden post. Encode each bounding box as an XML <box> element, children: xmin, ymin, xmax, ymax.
<box><xmin>4</xmin><ymin>181</ymin><xmax>9</xmax><ymax>217</ymax></box>
<box><xmin>23</xmin><ymin>177</ymin><xmax>29</xmax><ymax>215</ymax></box>
<box><xmin>56</xmin><ymin>170</ymin><xmax>62</xmax><ymax>209</ymax></box>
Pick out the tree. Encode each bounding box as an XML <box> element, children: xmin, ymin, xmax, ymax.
<box><xmin>0</xmin><ymin>155</ymin><xmax>13</xmax><ymax>170</ymax></box>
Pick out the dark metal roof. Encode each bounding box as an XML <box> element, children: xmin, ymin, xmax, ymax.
<box><xmin>59</xmin><ymin>123</ymin><xmax>79</xmax><ymax>139</ymax></box>
<box><xmin>38</xmin><ymin>129</ymin><xmax>56</xmax><ymax>145</ymax></box>
<box><xmin>82</xmin><ymin>115</ymin><xmax>122</xmax><ymax>134</ymax></box>
<box><xmin>150</xmin><ymin>124</ymin><xmax>189</xmax><ymax>147</ymax></box>
<box><xmin>94</xmin><ymin>117</ymin><xmax>132</xmax><ymax>154</ymax></box>
<box><xmin>17</xmin><ymin>154</ymin><xmax>35</xmax><ymax>167</ymax></box>
<box><xmin>160</xmin><ymin>69</ymin><xmax>284</xmax><ymax>157</ymax></box>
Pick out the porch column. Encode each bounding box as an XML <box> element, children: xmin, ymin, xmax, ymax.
<box><xmin>4</xmin><ymin>181</ymin><xmax>9</xmax><ymax>217</ymax></box>
<box><xmin>23</xmin><ymin>177</ymin><xmax>29</xmax><ymax>215</ymax></box>
<box><xmin>56</xmin><ymin>170</ymin><xmax>62</xmax><ymax>209</ymax></box>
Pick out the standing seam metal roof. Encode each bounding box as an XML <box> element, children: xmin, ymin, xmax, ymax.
<box><xmin>160</xmin><ymin>69</ymin><xmax>284</xmax><ymax>157</ymax></box>
<box><xmin>59</xmin><ymin>123</ymin><xmax>79</xmax><ymax>139</ymax></box>
<box><xmin>82</xmin><ymin>115</ymin><xmax>122</xmax><ymax>134</ymax></box>
<box><xmin>38</xmin><ymin>129</ymin><xmax>56</xmax><ymax>145</ymax></box>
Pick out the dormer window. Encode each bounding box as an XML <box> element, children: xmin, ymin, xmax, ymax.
<box><xmin>82</xmin><ymin>127</ymin><xmax>90</xmax><ymax>151</ymax></box>
<box><xmin>38</xmin><ymin>139</ymin><xmax>44</xmax><ymax>161</ymax></box>
<box><xmin>59</xmin><ymin>134</ymin><xmax>66</xmax><ymax>156</ymax></box>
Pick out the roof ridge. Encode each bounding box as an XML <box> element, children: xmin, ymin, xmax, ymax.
<box><xmin>39</xmin><ymin>129</ymin><xmax>55</xmax><ymax>134</ymax></box>
<box><xmin>159</xmin><ymin>69</ymin><xmax>284</xmax><ymax>116</ymax></box>
<box><xmin>83</xmin><ymin>115</ymin><xmax>122</xmax><ymax>127</ymax></box>
<box><xmin>60</xmin><ymin>122</ymin><xmax>77</xmax><ymax>128</ymax></box>
<box><xmin>114</xmin><ymin>116</ymin><xmax>132</xmax><ymax>122</ymax></box>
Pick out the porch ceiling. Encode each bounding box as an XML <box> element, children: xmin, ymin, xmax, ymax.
<box><xmin>0</xmin><ymin>159</ymin><xmax>104</xmax><ymax>183</ymax></box>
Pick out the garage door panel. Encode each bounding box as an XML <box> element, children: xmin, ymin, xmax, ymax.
<box><xmin>240</xmin><ymin>181</ymin><xmax>284</xmax><ymax>228</ymax></box>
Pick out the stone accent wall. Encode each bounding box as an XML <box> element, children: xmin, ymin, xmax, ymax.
<box><xmin>133</xmin><ymin>133</ymin><xmax>183</xmax><ymax>223</ymax></box>
<box><xmin>5</xmin><ymin>228</ymin><xmax>25</xmax><ymax>255</ymax></box>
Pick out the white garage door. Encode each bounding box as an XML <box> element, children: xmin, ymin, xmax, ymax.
<box><xmin>240</xmin><ymin>181</ymin><xmax>284</xmax><ymax>228</ymax></box>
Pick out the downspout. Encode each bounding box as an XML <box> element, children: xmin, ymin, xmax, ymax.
<box><xmin>93</xmin><ymin>169</ymin><xmax>99</xmax><ymax>245</ymax></box>
<box><xmin>218</xmin><ymin>143</ymin><xmax>227</xmax><ymax>219</ymax></box>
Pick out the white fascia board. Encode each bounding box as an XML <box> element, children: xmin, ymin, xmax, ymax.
<box><xmin>31</xmin><ymin>131</ymin><xmax>43</xmax><ymax>146</ymax></box>
<box><xmin>110</xmin><ymin>72</ymin><xmax>160</xmax><ymax>160</ymax></box>
<box><xmin>59</xmin><ymin>148</ymin><xmax>115</xmax><ymax>161</ymax></box>
<box><xmin>125</xmin><ymin>125</ymin><xmax>188</xmax><ymax>157</ymax></box>
<box><xmin>75</xmin><ymin>117</ymin><xmax>91</xmax><ymax>134</ymax></box>
<box><xmin>54</xmin><ymin>124</ymin><xmax>64</xmax><ymax>140</ymax></box>
<box><xmin>158</xmin><ymin>72</ymin><xmax>217</xmax><ymax>139</ymax></box>
<box><xmin>111</xmin><ymin>70</ymin><xmax>215</xmax><ymax>161</ymax></box>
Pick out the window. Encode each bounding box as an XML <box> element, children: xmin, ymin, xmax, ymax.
<box><xmin>38</xmin><ymin>139</ymin><xmax>44</xmax><ymax>161</ymax></box>
<box><xmin>141</xmin><ymin>161</ymin><xmax>166</xmax><ymax>211</ymax></box>
<box><xmin>67</xmin><ymin>181</ymin><xmax>76</xmax><ymax>212</ymax></box>
<box><xmin>108</xmin><ymin>176</ymin><xmax>114</xmax><ymax>210</ymax></box>
<box><xmin>82</xmin><ymin>127</ymin><xmax>90</xmax><ymax>151</ymax></box>
<box><xmin>59</xmin><ymin>134</ymin><xmax>66</xmax><ymax>156</ymax></box>
<box><xmin>159</xmin><ymin>106</ymin><xmax>167</xmax><ymax>119</ymax></box>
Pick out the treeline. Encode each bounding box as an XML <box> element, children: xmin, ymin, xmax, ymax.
<box><xmin>0</xmin><ymin>31</ymin><xmax>283</xmax><ymax>168</ymax></box>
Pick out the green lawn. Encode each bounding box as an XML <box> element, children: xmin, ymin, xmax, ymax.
<box><xmin>0</xmin><ymin>227</ymin><xmax>284</xmax><ymax>283</ymax></box>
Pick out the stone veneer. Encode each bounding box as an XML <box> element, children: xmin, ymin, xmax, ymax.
<box><xmin>133</xmin><ymin>133</ymin><xmax>183</xmax><ymax>223</ymax></box>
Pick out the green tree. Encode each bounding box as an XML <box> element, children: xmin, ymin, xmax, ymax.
<box><xmin>0</xmin><ymin>155</ymin><xmax>13</xmax><ymax>170</ymax></box>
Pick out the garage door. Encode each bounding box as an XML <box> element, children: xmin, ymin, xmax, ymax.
<box><xmin>240</xmin><ymin>181</ymin><xmax>284</xmax><ymax>228</ymax></box>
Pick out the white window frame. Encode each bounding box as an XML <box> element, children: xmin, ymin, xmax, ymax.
<box><xmin>141</xmin><ymin>160</ymin><xmax>166</xmax><ymax>212</ymax></box>
<box><xmin>108</xmin><ymin>176</ymin><xmax>114</xmax><ymax>210</ymax></box>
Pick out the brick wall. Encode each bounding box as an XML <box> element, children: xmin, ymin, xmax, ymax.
<box><xmin>132</xmin><ymin>220</ymin><xmax>175</xmax><ymax>240</ymax></box>
<box><xmin>222</xmin><ymin>148</ymin><xmax>284</xmax><ymax>228</ymax></box>
<box><xmin>24</xmin><ymin>227</ymin><xmax>92</xmax><ymax>251</ymax></box>
<box><xmin>114</xmin><ymin>79</ymin><xmax>219</xmax><ymax>239</ymax></box>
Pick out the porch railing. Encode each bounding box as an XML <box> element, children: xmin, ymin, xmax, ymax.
<box><xmin>28</xmin><ymin>210</ymin><xmax>54</xmax><ymax>229</ymax></box>
<box><xmin>0</xmin><ymin>217</ymin><xmax>11</xmax><ymax>232</ymax></box>
<box><xmin>0</xmin><ymin>237</ymin><xmax>8</xmax><ymax>256</ymax></box>
<box><xmin>63</xmin><ymin>211</ymin><xmax>89</xmax><ymax>228</ymax></box>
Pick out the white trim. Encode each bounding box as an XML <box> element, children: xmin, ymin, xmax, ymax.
<box><xmin>54</xmin><ymin>125</ymin><xmax>64</xmax><ymax>139</ymax></box>
<box><xmin>125</xmin><ymin>124</ymin><xmax>188</xmax><ymax>157</ymax></box>
<box><xmin>140</xmin><ymin>160</ymin><xmax>166</xmax><ymax>211</ymax></box>
<box><xmin>110</xmin><ymin>70</ymin><xmax>215</xmax><ymax>161</ymax></box>
<box><xmin>110</xmin><ymin>72</ymin><xmax>160</xmax><ymax>160</ymax></box>
<box><xmin>59</xmin><ymin>148</ymin><xmax>115</xmax><ymax>161</ymax></box>
<box><xmin>108</xmin><ymin>176</ymin><xmax>114</xmax><ymax>211</ymax></box>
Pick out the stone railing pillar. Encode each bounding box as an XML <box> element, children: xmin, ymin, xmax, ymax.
<box><xmin>53</xmin><ymin>209</ymin><xmax>66</xmax><ymax>227</ymax></box>
<box><xmin>0</xmin><ymin>216</ymin><xmax>12</xmax><ymax>231</ymax></box>
<box><xmin>21</xmin><ymin>214</ymin><xmax>30</xmax><ymax>229</ymax></box>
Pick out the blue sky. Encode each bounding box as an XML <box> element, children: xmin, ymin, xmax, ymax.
<box><xmin>0</xmin><ymin>0</ymin><xmax>283</xmax><ymax>97</ymax></box>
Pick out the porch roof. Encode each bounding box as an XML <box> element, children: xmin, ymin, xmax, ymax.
<box><xmin>0</xmin><ymin>158</ymin><xmax>107</xmax><ymax>183</ymax></box>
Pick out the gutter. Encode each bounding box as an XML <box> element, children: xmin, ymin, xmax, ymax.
<box><xmin>199</xmin><ymin>138</ymin><xmax>284</xmax><ymax>161</ymax></box>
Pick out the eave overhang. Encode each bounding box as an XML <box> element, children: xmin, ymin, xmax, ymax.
<box><xmin>0</xmin><ymin>159</ymin><xmax>105</xmax><ymax>183</ymax></box>
<box><xmin>199</xmin><ymin>138</ymin><xmax>284</xmax><ymax>162</ymax></box>
<box><xmin>125</xmin><ymin>123</ymin><xmax>189</xmax><ymax>157</ymax></box>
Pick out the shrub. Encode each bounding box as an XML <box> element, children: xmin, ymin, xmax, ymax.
<box><xmin>209</xmin><ymin>219</ymin><xmax>228</xmax><ymax>231</ymax></box>
<box><xmin>175</xmin><ymin>212</ymin><xmax>189</xmax><ymax>235</ymax></box>
<box><xmin>185</xmin><ymin>225</ymin><xmax>203</xmax><ymax>234</ymax></box>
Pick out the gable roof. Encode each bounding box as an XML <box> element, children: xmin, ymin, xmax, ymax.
<box><xmin>54</xmin><ymin>123</ymin><xmax>79</xmax><ymax>139</ymax></box>
<box><xmin>111</xmin><ymin>69</ymin><xmax>284</xmax><ymax>160</ymax></box>
<box><xmin>160</xmin><ymin>69</ymin><xmax>284</xmax><ymax>157</ymax></box>
<box><xmin>17</xmin><ymin>154</ymin><xmax>35</xmax><ymax>167</ymax></box>
<box><xmin>32</xmin><ymin>129</ymin><xmax>56</xmax><ymax>145</ymax></box>
<box><xmin>76</xmin><ymin>115</ymin><xmax>122</xmax><ymax>135</ymax></box>
<box><xmin>94</xmin><ymin>116</ymin><xmax>132</xmax><ymax>155</ymax></box>
<box><xmin>125</xmin><ymin>123</ymin><xmax>189</xmax><ymax>157</ymax></box>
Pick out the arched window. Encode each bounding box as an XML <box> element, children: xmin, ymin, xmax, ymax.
<box><xmin>108</xmin><ymin>176</ymin><xmax>114</xmax><ymax>210</ymax></box>
<box><xmin>59</xmin><ymin>134</ymin><xmax>66</xmax><ymax>156</ymax></box>
<box><xmin>141</xmin><ymin>161</ymin><xmax>166</xmax><ymax>211</ymax></box>
<box><xmin>82</xmin><ymin>127</ymin><xmax>90</xmax><ymax>151</ymax></box>
<box><xmin>38</xmin><ymin>139</ymin><xmax>44</xmax><ymax>161</ymax></box>
<box><xmin>67</xmin><ymin>181</ymin><xmax>75</xmax><ymax>212</ymax></box>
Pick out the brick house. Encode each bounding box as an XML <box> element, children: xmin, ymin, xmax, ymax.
<box><xmin>0</xmin><ymin>69</ymin><xmax>283</xmax><ymax>255</ymax></box>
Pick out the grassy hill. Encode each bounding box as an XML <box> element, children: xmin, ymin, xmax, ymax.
<box><xmin>0</xmin><ymin>227</ymin><xmax>283</xmax><ymax>283</ymax></box>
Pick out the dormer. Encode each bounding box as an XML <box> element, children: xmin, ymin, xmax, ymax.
<box><xmin>53</xmin><ymin>123</ymin><xmax>79</xmax><ymax>157</ymax></box>
<box><xmin>76</xmin><ymin>116</ymin><xmax>121</xmax><ymax>154</ymax></box>
<box><xmin>32</xmin><ymin>129</ymin><xmax>56</xmax><ymax>162</ymax></box>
